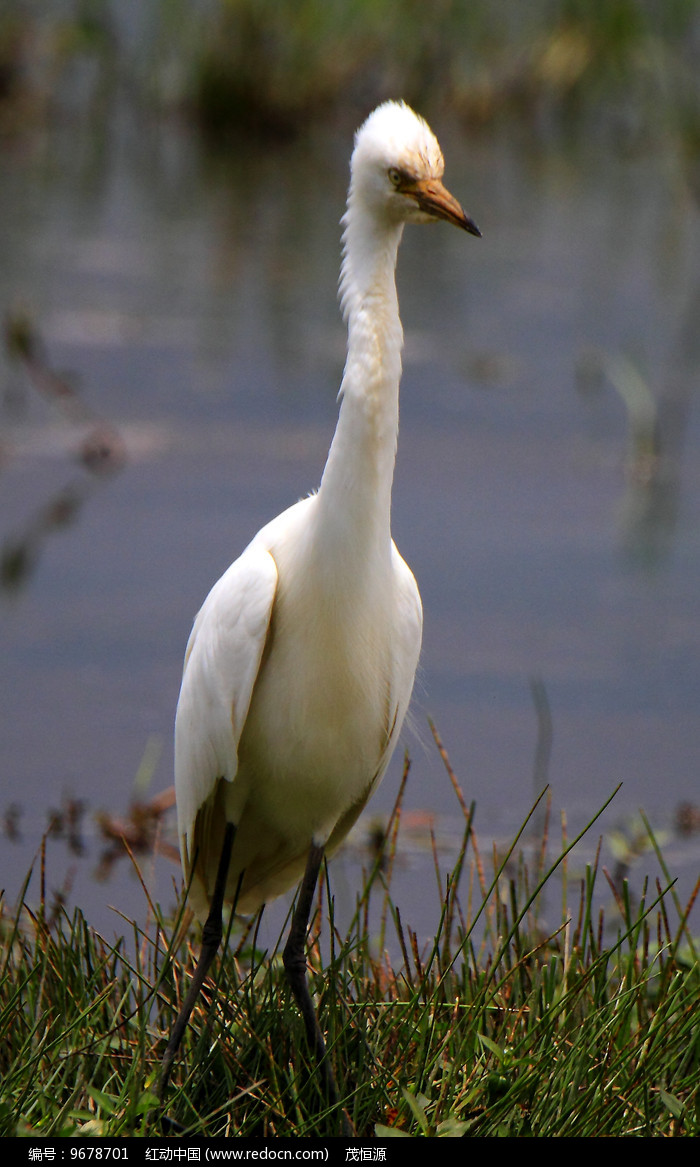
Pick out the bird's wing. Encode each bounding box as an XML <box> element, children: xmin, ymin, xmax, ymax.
<box><xmin>174</xmin><ymin>542</ymin><xmax>278</xmax><ymax>881</ymax></box>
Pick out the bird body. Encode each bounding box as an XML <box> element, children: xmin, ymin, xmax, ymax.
<box><xmin>164</xmin><ymin>101</ymin><xmax>479</xmax><ymax>1120</ymax></box>
<box><xmin>175</xmin><ymin>492</ymin><xmax>421</xmax><ymax>917</ymax></box>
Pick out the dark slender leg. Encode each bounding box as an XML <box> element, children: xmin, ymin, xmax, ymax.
<box><xmin>160</xmin><ymin>821</ymin><xmax>236</xmax><ymax>1100</ymax></box>
<box><xmin>283</xmin><ymin>843</ymin><xmax>355</xmax><ymax>1136</ymax></box>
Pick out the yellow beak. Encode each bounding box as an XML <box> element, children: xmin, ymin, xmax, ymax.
<box><xmin>410</xmin><ymin>177</ymin><xmax>481</xmax><ymax>236</ymax></box>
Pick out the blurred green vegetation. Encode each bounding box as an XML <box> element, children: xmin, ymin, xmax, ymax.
<box><xmin>1</xmin><ymin>0</ymin><xmax>699</xmax><ymax>151</ymax></box>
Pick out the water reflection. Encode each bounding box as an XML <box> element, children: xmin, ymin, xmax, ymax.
<box><xmin>2</xmin><ymin>306</ymin><xmax>126</xmax><ymax>591</ymax></box>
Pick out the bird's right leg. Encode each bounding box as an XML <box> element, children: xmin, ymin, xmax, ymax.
<box><xmin>283</xmin><ymin>842</ymin><xmax>355</xmax><ymax>1136</ymax></box>
<box><xmin>159</xmin><ymin>820</ymin><xmax>236</xmax><ymax>1100</ymax></box>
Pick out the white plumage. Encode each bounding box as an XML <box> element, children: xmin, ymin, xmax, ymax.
<box><xmin>162</xmin><ymin>100</ymin><xmax>479</xmax><ymax>1119</ymax></box>
<box><xmin>173</xmin><ymin>102</ymin><xmax>479</xmax><ymax>927</ymax></box>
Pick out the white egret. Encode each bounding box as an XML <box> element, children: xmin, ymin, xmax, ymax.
<box><xmin>160</xmin><ymin>100</ymin><xmax>480</xmax><ymax>1124</ymax></box>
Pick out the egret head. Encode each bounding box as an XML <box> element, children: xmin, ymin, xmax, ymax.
<box><xmin>349</xmin><ymin>101</ymin><xmax>480</xmax><ymax>236</ymax></box>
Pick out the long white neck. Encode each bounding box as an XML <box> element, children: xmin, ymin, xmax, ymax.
<box><xmin>314</xmin><ymin>193</ymin><xmax>405</xmax><ymax>571</ymax></box>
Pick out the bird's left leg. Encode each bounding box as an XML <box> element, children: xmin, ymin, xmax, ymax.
<box><xmin>283</xmin><ymin>842</ymin><xmax>354</xmax><ymax>1135</ymax></box>
<box><xmin>160</xmin><ymin>820</ymin><xmax>236</xmax><ymax>1100</ymax></box>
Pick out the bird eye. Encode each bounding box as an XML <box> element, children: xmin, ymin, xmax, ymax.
<box><xmin>388</xmin><ymin>167</ymin><xmax>403</xmax><ymax>188</ymax></box>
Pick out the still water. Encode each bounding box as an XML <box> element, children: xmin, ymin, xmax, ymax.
<box><xmin>1</xmin><ymin>106</ymin><xmax>699</xmax><ymax>944</ymax></box>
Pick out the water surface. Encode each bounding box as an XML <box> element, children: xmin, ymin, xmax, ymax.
<box><xmin>1</xmin><ymin>108</ymin><xmax>699</xmax><ymax>943</ymax></box>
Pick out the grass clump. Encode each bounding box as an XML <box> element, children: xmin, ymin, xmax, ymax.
<box><xmin>1</xmin><ymin>754</ymin><xmax>698</xmax><ymax>1138</ymax></box>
